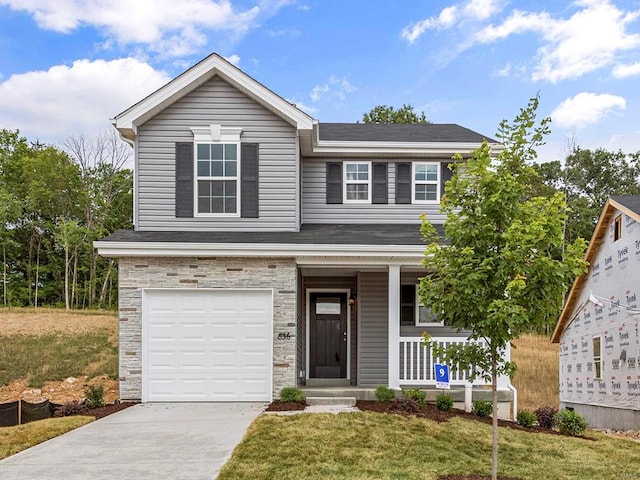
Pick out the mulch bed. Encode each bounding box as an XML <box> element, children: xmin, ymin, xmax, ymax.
<box><xmin>264</xmin><ymin>400</ymin><xmax>307</xmax><ymax>411</ymax></box>
<box><xmin>356</xmin><ymin>400</ymin><xmax>566</xmax><ymax>436</ymax></box>
<box><xmin>60</xmin><ymin>401</ymin><xmax>138</xmax><ymax>420</ymax></box>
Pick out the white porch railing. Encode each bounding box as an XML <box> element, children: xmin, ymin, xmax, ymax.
<box><xmin>399</xmin><ymin>336</ymin><xmax>491</xmax><ymax>386</ymax></box>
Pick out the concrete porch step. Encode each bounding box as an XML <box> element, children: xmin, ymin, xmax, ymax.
<box><xmin>306</xmin><ymin>396</ymin><xmax>357</xmax><ymax>407</ymax></box>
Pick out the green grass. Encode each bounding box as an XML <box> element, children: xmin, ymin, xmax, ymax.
<box><xmin>0</xmin><ymin>332</ymin><xmax>118</xmax><ymax>387</ymax></box>
<box><xmin>0</xmin><ymin>416</ymin><xmax>94</xmax><ymax>459</ymax></box>
<box><xmin>218</xmin><ymin>412</ymin><xmax>640</xmax><ymax>480</ymax></box>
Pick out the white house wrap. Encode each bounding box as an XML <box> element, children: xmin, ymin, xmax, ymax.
<box><xmin>553</xmin><ymin>196</ymin><xmax>640</xmax><ymax>430</ymax></box>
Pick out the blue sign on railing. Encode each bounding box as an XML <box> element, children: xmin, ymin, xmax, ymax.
<box><xmin>434</xmin><ymin>363</ymin><xmax>450</xmax><ymax>389</ymax></box>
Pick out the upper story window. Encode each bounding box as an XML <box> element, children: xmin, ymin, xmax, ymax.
<box><xmin>614</xmin><ymin>215</ymin><xmax>622</xmax><ymax>241</ymax></box>
<box><xmin>412</xmin><ymin>162</ymin><xmax>440</xmax><ymax>203</ymax></box>
<box><xmin>196</xmin><ymin>143</ymin><xmax>238</xmax><ymax>215</ymax></box>
<box><xmin>190</xmin><ymin>125</ymin><xmax>243</xmax><ymax>217</ymax></box>
<box><xmin>344</xmin><ymin>161</ymin><xmax>371</xmax><ymax>203</ymax></box>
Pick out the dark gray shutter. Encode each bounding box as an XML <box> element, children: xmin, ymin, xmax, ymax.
<box><xmin>441</xmin><ymin>162</ymin><xmax>453</xmax><ymax>199</ymax></box>
<box><xmin>372</xmin><ymin>162</ymin><xmax>388</xmax><ymax>204</ymax></box>
<box><xmin>241</xmin><ymin>143</ymin><xmax>259</xmax><ymax>218</ymax></box>
<box><xmin>175</xmin><ymin>142</ymin><xmax>194</xmax><ymax>217</ymax></box>
<box><xmin>326</xmin><ymin>162</ymin><xmax>343</xmax><ymax>204</ymax></box>
<box><xmin>395</xmin><ymin>162</ymin><xmax>412</xmax><ymax>204</ymax></box>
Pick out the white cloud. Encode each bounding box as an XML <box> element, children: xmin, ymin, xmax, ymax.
<box><xmin>0</xmin><ymin>58</ymin><xmax>170</xmax><ymax>143</ymax></box>
<box><xmin>309</xmin><ymin>76</ymin><xmax>356</xmax><ymax>102</ymax></box>
<box><xmin>612</xmin><ymin>62</ymin><xmax>640</xmax><ymax>78</ymax></box>
<box><xmin>224</xmin><ymin>54</ymin><xmax>241</xmax><ymax>66</ymax></box>
<box><xmin>402</xmin><ymin>0</ymin><xmax>503</xmax><ymax>43</ymax></box>
<box><xmin>476</xmin><ymin>1</ymin><xmax>640</xmax><ymax>83</ymax></box>
<box><xmin>288</xmin><ymin>99</ymin><xmax>317</xmax><ymax>116</ymax></box>
<box><xmin>494</xmin><ymin>63</ymin><xmax>512</xmax><ymax>77</ymax></box>
<box><xmin>0</xmin><ymin>0</ymin><xmax>265</xmax><ymax>57</ymax></box>
<box><xmin>550</xmin><ymin>92</ymin><xmax>626</xmax><ymax>130</ymax></box>
<box><xmin>309</xmin><ymin>84</ymin><xmax>329</xmax><ymax>102</ymax></box>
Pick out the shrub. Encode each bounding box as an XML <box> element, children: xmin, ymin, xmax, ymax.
<box><xmin>534</xmin><ymin>405</ymin><xmax>558</xmax><ymax>429</ymax></box>
<box><xmin>54</xmin><ymin>400</ymin><xmax>87</xmax><ymax>417</ymax></box>
<box><xmin>84</xmin><ymin>385</ymin><xmax>105</xmax><ymax>409</ymax></box>
<box><xmin>516</xmin><ymin>410</ymin><xmax>537</xmax><ymax>428</ymax></box>
<box><xmin>435</xmin><ymin>393</ymin><xmax>453</xmax><ymax>412</ymax></box>
<box><xmin>279</xmin><ymin>386</ymin><xmax>305</xmax><ymax>403</ymax></box>
<box><xmin>555</xmin><ymin>409</ymin><xmax>588</xmax><ymax>436</ymax></box>
<box><xmin>375</xmin><ymin>385</ymin><xmax>396</xmax><ymax>402</ymax></box>
<box><xmin>472</xmin><ymin>399</ymin><xmax>493</xmax><ymax>417</ymax></box>
<box><xmin>403</xmin><ymin>388</ymin><xmax>426</xmax><ymax>406</ymax></box>
<box><xmin>390</xmin><ymin>398</ymin><xmax>422</xmax><ymax>413</ymax></box>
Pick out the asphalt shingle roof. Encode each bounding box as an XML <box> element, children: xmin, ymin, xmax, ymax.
<box><xmin>100</xmin><ymin>224</ymin><xmax>444</xmax><ymax>246</ymax></box>
<box><xmin>318</xmin><ymin>123</ymin><xmax>497</xmax><ymax>144</ymax></box>
<box><xmin>611</xmin><ymin>195</ymin><xmax>640</xmax><ymax>215</ymax></box>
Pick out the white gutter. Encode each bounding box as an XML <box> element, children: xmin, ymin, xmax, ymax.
<box><xmin>93</xmin><ymin>241</ymin><xmax>426</xmax><ymax>258</ymax></box>
<box><xmin>312</xmin><ymin>141</ymin><xmax>502</xmax><ymax>155</ymax></box>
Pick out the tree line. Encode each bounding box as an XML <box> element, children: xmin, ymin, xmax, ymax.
<box><xmin>0</xmin><ymin>128</ymin><xmax>132</xmax><ymax>309</ymax></box>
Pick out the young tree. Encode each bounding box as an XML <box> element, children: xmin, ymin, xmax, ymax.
<box><xmin>419</xmin><ymin>97</ymin><xmax>587</xmax><ymax>480</ymax></box>
<box><xmin>362</xmin><ymin>104</ymin><xmax>430</xmax><ymax>124</ymax></box>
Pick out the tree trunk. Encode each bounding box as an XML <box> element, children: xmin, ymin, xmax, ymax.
<box><xmin>2</xmin><ymin>242</ymin><xmax>6</xmax><ymax>306</ymax></box>
<box><xmin>491</xmin><ymin>350</ymin><xmax>499</xmax><ymax>480</ymax></box>
<box><xmin>34</xmin><ymin>238</ymin><xmax>40</xmax><ymax>308</ymax></box>
<box><xmin>99</xmin><ymin>260</ymin><xmax>113</xmax><ymax>305</ymax></box>
<box><xmin>64</xmin><ymin>247</ymin><xmax>70</xmax><ymax>310</ymax></box>
<box><xmin>71</xmin><ymin>248</ymin><xmax>79</xmax><ymax>308</ymax></box>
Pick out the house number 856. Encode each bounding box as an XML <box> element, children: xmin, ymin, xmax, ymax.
<box><xmin>277</xmin><ymin>332</ymin><xmax>291</xmax><ymax>340</ymax></box>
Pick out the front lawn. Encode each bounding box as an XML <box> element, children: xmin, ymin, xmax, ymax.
<box><xmin>0</xmin><ymin>416</ymin><xmax>94</xmax><ymax>459</ymax></box>
<box><xmin>218</xmin><ymin>412</ymin><xmax>640</xmax><ymax>480</ymax></box>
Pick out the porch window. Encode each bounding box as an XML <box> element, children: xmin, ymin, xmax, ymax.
<box><xmin>344</xmin><ymin>161</ymin><xmax>371</xmax><ymax>202</ymax></box>
<box><xmin>412</xmin><ymin>162</ymin><xmax>439</xmax><ymax>203</ymax></box>
<box><xmin>401</xmin><ymin>284</ymin><xmax>443</xmax><ymax>326</ymax></box>
<box><xmin>196</xmin><ymin>143</ymin><xmax>239</xmax><ymax>215</ymax></box>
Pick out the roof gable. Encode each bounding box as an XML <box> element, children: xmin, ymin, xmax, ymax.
<box><xmin>112</xmin><ymin>53</ymin><xmax>314</xmax><ymax>141</ymax></box>
<box><xmin>551</xmin><ymin>195</ymin><xmax>640</xmax><ymax>342</ymax></box>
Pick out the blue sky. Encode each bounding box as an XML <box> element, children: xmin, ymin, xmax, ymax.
<box><xmin>1</xmin><ymin>0</ymin><xmax>639</xmax><ymax>164</ymax></box>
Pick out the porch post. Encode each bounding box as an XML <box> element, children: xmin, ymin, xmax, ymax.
<box><xmin>388</xmin><ymin>265</ymin><xmax>400</xmax><ymax>389</ymax></box>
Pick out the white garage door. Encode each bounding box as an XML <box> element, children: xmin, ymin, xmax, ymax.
<box><xmin>143</xmin><ymin>289</ymin><xmax>273</xmax><ymax>402</ymax></box>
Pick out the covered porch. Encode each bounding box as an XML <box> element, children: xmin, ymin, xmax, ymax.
<box><xmin>295</xmin><ymin>259</ymin><xmax>514</xmax><ymax>392</ymax></box>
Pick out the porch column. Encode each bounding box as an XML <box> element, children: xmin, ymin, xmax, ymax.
<box><xmin>388</xmin><ymin>265</ymin><xmax>400</xmax><ymax>389</ymax></box>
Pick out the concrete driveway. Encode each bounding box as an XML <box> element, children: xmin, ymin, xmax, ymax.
<box><xmin>0</xmin><ymin>403</ymin><xmax>265</xmax><ymax>480</ymax></box>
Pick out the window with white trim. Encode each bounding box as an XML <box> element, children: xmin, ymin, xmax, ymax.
<box><xmin>413</xmin><ymin>162</ymin><xmax>439</xmax><ymax>203</ymax></box>
<box><xmin>344</xmin><ymin>161</ymin><xmax>371</xmax><ymax>202</ymax></box>
<box><xmin>196</xmin><ymin>143</ymin><xmax>239</xmax><ymax>215</ymax></box>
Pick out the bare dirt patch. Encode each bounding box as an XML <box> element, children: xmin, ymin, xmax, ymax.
<box><xmin>0</xmin><ymin>308</ymin><xmax>117</xmax><ymax>336</ymax></box>
<box><xmin>0</xmin><ymin>308</ymin><xmax>119</xmax><ymax>404</ymax></box>
<box><xmin>0</xmin><ymin>376</ymin><xmax>119</xmax><ymax>404</ymax></box>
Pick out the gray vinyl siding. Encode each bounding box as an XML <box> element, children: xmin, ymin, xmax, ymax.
<box><xmin>358</xmin><ymin>272</ymin><xmax>389</xmax><ymax>386</ymax></box>
<box><xmin>136</xmin><ymin>76</ymin><xmax>298</xmax><ymax>231</ymax></box>
<box><xmin>302</xmin><ymin>276</ymin><xmax>357</xmax><ymax>385</ymax></box>
<box><xmin>400</xmin><ymin>271</ymin><xmax>469</xmax><ymax>338</ymax></box>
<box><xmin>302</xmin><ymin>159</ymin><xmax>446</xmax><ymax>224</ymax></box>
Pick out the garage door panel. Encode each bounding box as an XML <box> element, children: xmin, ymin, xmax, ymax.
<box><xmin>144</xmin><ymin>289</ymin><xmax>272</xmax><ymax>402</ymax></box>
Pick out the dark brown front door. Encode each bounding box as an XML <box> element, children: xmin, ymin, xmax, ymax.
<box><xmin>309</xmin><ymin>292</ymin><xmax>348</xmax><ymax>378</ymax></box>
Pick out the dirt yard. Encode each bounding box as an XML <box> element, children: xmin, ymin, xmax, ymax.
<box><xmin>0</xmin><ymin>308</ymin><xmax>119</xmax><ymax>404</ymax></box>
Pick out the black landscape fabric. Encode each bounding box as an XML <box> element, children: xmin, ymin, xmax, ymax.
<box><xmin>0</xmin><ymin>401</ymin><xmax>19</xmax><ymax>427</ymax></box>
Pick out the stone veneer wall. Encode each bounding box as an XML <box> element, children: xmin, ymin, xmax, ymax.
<box><xmin>118</xmin><ymin>256</ymin><xmax>297</xmax><ymax>401</ymax></box>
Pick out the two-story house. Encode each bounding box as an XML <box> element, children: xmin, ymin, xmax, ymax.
<box><xmin>95</xmin><ymin>53</ymin><xmax>515</xmax><ymax>415</ymax></box>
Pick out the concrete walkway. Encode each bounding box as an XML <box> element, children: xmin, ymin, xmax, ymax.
<box><xmin>0</xmin><ymin>403</ymin><xmax>265</xmax><ymax>480</ymax></box>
